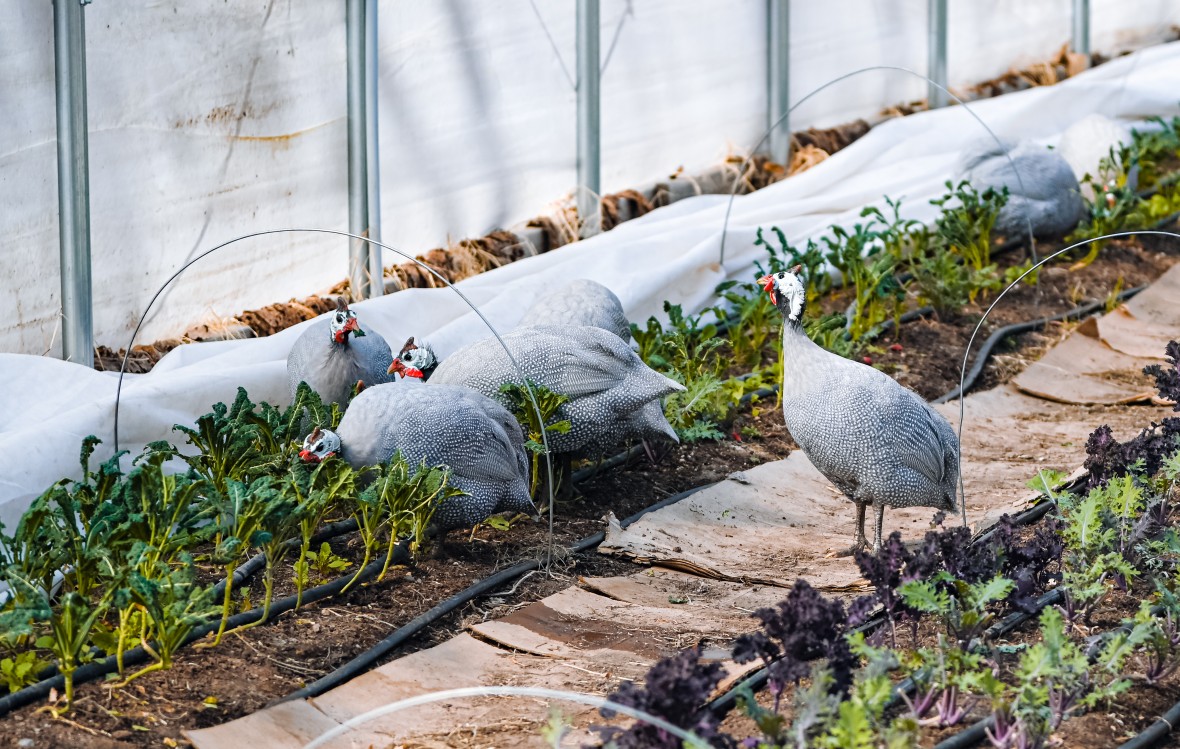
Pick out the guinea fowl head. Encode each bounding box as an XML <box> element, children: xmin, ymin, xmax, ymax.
<box><xmin>757</xmin><ymin>265</ymin><xmax>806</xmax><ymax>323</ymax></box>
<box><xmin>388</xmin><ymin>337</ymin><xmax>437</xmax><ymax>380</ymax></box>
<box><xmin>329</xmin><ymin>298</ymin><xmax>365</xmax><ymax>344</ymax></box>
<box><xmin>299</xmin><ymin>427</ymin><xmax>341</xmax><ymax>463</ymax></box>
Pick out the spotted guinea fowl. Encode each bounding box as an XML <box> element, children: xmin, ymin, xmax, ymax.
<box><xmin>759</xmin><ymin>266</ymin><xmax>960</xmax><ymax>553</ymax></box>
<box><xmin>286</xmin><ymin>298</ymin><xmax>394</xmax><ymax>410</ymax></box>
<box><xmin>958</xmin><ymin>138</ymin><xmax>1085</xmax><ymax>239</ymax></box>
<box><xmin>522</xmin><ymin>279</ymin><xmax>631</xmax><ymax>342</ymax></box>
<box><xmin>389</xmin><ymin>326</ymin><xmax>683</xmax><ymax>455</ymax></box>
<box><xmin>298</xmin><ymin>383</ymin><xmax>533</xmax><ymax>533</ymax></box>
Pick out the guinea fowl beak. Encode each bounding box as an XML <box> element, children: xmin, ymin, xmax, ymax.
<box><xmin>343</xmin><ymin>318</ymin><xmax>364</xmax><ymax>337</ymax></box>
<box><xmin>757</xmin><ymin>274</ymin><xmax>777</xmax><ymax>306</ymax></box>
<box><xmin>298</xmin><ymin>449</ymin><xmax>317</xmax><ymax>462</ymax></box>
<box><xmin>388</xmin><ymin>359</ymin><xmax>406</xmax><ymax>377</ymax></box>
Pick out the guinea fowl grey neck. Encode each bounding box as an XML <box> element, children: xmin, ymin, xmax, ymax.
<box><xmin>759</xmin><ymin>266</ymin><xmax>960</xmax><ymax>553</ymax></box>
<box><xmin>391</xmin><ymin>325</ymin><xmax>683</xmax><ymax>456</ymax></box>
<box><xmin>286</xmin><ymin>298</ymin><xmax>394</xmax><ymax>410</ymax></box>
<box><xmin>522</xmin><ymin>279</ymin><xmax>632</xmax><ymax>343</ymax></box>
<box><xmin>298</xmin><ymin>383</ymin><xmax>533</xmax><ymax>534</ymax></box>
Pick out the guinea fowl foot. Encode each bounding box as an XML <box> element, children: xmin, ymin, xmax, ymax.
<box><xmin>834</xmin><ymin>539</ymin><xmax>868</xmax><ymax>558</ymax></box>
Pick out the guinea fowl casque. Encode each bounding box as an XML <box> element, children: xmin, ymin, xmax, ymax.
<box><xmin>286</xmin><ymin>298</ymin><xmax>394</xmax><ymax>410</ymax></box>
<box><xmin>298</xmin><ymin>383</ymin><xmax>533</xmax><ymax>533</ymax></box>
<box><xmin>958</xmin><ymin>138</ymin><xmax>1086</xmax><ymax>239</ymax></box>
<box><xmin>522</xmin><ymin>279</ymin><xmax>632</xmax><ymax>343</ymax></box>
<box><xmin>388</xmin><ymin>325</ymin><xmax>683</xmax><ymax>456</ymax></box>
<box><xmin>759</xmin><ymin>266</ymin><xmax>961</xmax><ymax>553</ymax></box>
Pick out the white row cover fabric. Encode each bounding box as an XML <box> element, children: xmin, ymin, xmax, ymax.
<box><xmin>1</xmin><ymin>1</ymin><xmax>1177</xmax><ymax>356</ymax></box>
<box><xmin>1</xmin><ymin>42</ymin><xmax>1179</xmax><ymax>530</ymax></box>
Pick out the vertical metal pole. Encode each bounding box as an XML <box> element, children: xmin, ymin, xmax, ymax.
<box><xmin>575</xmin><ymin>0</ymin><xmax>601</xmax><ymax>237</ymax></box>
<box><xmin>346</xmin><ymin>0</ymin><xmax>371</xmax><ymax>299</ymax></box>
<box><xmin>53</xmin><ymin>0</ymin><xmax>94</xmax><ymax>367</ymax></box>
<box><xmin>927</xmin><ymin>0</ymin><xmax>948</xmax><ymax>109</ymax></box>
<box><xmin>364</xmin><ymin>0</ymin><xmax>389</xmax><ymax>294</ymax></box>
<box><xmin>1071</xmin><ymin>0</ymin><xmax>1090</xmax><ymax>56</ymax></box>
<box><xmin>766</xmin><ymin>0</ymin><xmax>791</xmax><ymax>167</ymax></box>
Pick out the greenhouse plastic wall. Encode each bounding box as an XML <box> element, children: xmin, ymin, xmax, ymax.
<box><xmin>0</xmin><ymin>0</ymin><xmax>1176</xmax><ymax>356</ymax></box>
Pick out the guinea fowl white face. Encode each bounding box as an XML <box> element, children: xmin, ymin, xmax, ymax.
<box><xmin>757</xmin><ymin>265</ymin><xmax>805</xmax><ymax>322</ymax></box>
<box><xmin>388</xmin><ymin>337</ymin><xmax>436</xmax><ymax>380</ymax></box>
<box><xmin>299</xmin><ymin>428</ymin><xmax>341</xmax><ymax>463</ymax></box>
<box><xmin>329</xmin><ymin>301</ymin><xmax>365</xmax><ymax>344</ymax></box>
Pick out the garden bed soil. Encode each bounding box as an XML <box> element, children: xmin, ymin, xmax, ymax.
<box><xmin>9</xmin><ymin>233</ymin><xmax>1179</xmax><ymax>748</ymax></box>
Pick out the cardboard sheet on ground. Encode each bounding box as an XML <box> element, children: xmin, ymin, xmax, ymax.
<box><xmin>599</xmin><ymin>382</ymin><xmax>1171</xmax><ymax>591</ymax></box>
<box><xmin>1013</xmin><ymin>264</ymin><xmax>1180</xmax><ymax>405</ymax></box>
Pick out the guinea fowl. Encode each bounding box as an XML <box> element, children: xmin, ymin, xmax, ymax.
<box><xmin>286</xmin><ymin>298</ymin><xmax>394</xmax><ymax>410</ymax></box>
<box><xmin>958</xmin><ymin>138</ymin><xmax>1085</xmax><ymax>239</ymax></box>
<box><xmin>298</xmin><ymin>383</ymin><xmax>533</xmax><ymax>533</ymax></box>
<box><xmin>388</xmin><ymin>326</ymin><xmax>683</xmax><ymax>456</ymax></box>
<box><xmin>759</xmin><ymin>266</ymin><xmax>960</xmax><ymax>553</ymax></box>
<box><xmin>522</xmin><ymin>279</ymin><xmax>632</xmax><ymax>343</ymax></box>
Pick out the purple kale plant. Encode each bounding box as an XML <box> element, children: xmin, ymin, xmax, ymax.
<box><xmin>732</xmin><ymin>579</ymin><xmax>856</xmax><ymax>701</ymax></box>
<box><xmin>1084</xmin><ymin>340</ymin><xmax>1180</xmax><ymax>488</ymax></box>
<box><xmin>994</xmin><ymin>514</ymin><xmax>1064</xmax><ymax>613</ymax></box>
<box><xmin>590</xmin><ymin>646</ymin><xmax>735</xmax><ymax>749</ymax></box>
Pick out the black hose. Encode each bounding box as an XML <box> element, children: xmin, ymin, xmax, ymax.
<box><xmin>932</xmin><ymin>285</ymin><xmax>1146</xmax><ymax>404</ymax></box>
<box><xmin>273</xmin><ymin>483</ymin><xmax>713</xmax><ymax>704</ymax></box>
<box><xmin>0</xmin><ymin>541</ymin><xmax>402</xmax><ymax>719</ymax></box>
<box><xmin>1118</xmin><ymin>700</ymin><xmax>1180</xmax><ymax>749</ymax></box>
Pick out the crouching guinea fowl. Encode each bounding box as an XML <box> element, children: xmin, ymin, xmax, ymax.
<box><xmin>958</xmin><ymin>138</ymin><xmax>1085</xmax><ymax>239</ymax></box>
<box><xmin>287</xmin><ymin>298</ymin><xmax>394</xmax><ymax>410</ymax></box>
<box><xmin>759</xmin><ymin>266</ymin><xmax>960</xmax><ymax>553</ymax></box>
<box><xmin>388</xmin><ymin>326</ymin><xmax>683</xmax><ymax>455</ymax></box>
<box><xmin>298</xmin><ymin>383</ymin><xmax>533</xmax><ymax>533</ymax></box>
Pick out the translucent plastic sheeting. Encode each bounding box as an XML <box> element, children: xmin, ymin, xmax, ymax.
<box><xmin>1</xmin><ymin>42</ymin><xmax>1179</xmax><ymax>530</ymax></box>
<box><xmin>2</xmin><ymin>1</ymin><xmax>1177</xmax><ymax>355</ymax></box>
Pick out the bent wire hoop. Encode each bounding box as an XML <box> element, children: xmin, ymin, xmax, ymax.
<box><xmin>718</xmin><ymin>64</ymin><xmax>1038</xmax><ymax>268</ymax></box>
<box><xmin>300</xmin><ymin>685</ymin><xmax>710</xmax><ymax>749</ymax></box>
<box><xmin>112</xmin><ymin>228</ymin><xmax>558</xmax><ymax>564</ymax></box>
<box><xmin>949</xmin><ymin>229</ymin><xmax>1180</xmax><ymax>527</ymax></box>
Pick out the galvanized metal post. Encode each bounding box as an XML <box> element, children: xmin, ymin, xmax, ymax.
<box><xmin>766</xmin><ymin>0</ymin><xmax>791</xmax><ymax>168</ymax></box>
<box><xmin>927</xmin><ymin>0</ymin><xmax>948</xmax><ymax>109</ymax></box>
<box><xmin>53</xmin><ymin>0</ymin><xmax>94</xmax><ymax>367</ymax></box>
<box><xmin>575</xmin><ymin>0</ymin><xmax>601</xmax><ymax>237</ymax></box>
<box><xmin>1071</xmin><ymin>0</ymin><xmax>1090</xmax><ymax>56</ymax></box>
<box><xmin>346</xmin><ymin>0</ymin><xmax>372</xmax><ymax>299</ymax></box>
<box><xmin>364</xmin><ymin>0</ymin><xmax>389</xmax><ymax>294</ymax></box>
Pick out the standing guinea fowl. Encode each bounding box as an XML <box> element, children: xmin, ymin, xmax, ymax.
<box><xmin>286</xmin><ymin>298</ymin><xmax>394</xmax><ymax>410</ymax></box>
<box><xmin>388</xmin><ymin>326</ymin><xmax>683</xmax><ymax>456</ymax></box>
<box><xmin>298</xmin><ymin>383</ymin><xmax>533</xmax><ymax>533</ymax></box>
<box><xmin>521</xmin><ymin>279</ymin><xmax>632</xmax><ymax>342</ymax></box>
<box><xmin>759</xmin><ymin>266</ymin><xmax>960</xmax><ymax>553</ymax></box>
<box><xmin>958</xmin><ymin>138</ymin><xmax>1086</xmax><ymax>239</ymax></box>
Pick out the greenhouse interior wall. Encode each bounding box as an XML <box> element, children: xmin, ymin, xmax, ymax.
<box><xmin>1</xmin><ymin>0</ymin><xmax>1176</xmax><ymax>357</ymax></box>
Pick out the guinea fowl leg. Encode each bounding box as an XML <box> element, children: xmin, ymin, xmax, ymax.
<box><xmin>873</xmin><ymin>504</ymin><xmax>885</xmax><ymax>553</ymax></box>
<box><xmin>837</xmin><ymin>501</ymin><xmax>868</xmax><ymax>557</ymax></box>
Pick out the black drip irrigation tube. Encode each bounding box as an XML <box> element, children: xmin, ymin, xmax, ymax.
<box><xmin>273</xmin><ymin>482</ymin><xmax>715</xmax><ymax>704</ymax></box>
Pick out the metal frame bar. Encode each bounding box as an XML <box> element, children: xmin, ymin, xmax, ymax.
<box><xmin>364</xmin><ymin>0</ymin><xmax>388</xmax><ymax>294</ymax></box>
<box><xmin>927</xmin><ymin>0</ymin><xmax>948</xmax><ymax>109</ymax></box>
<box><xmin>53</xmin><ymin>0</ymin><xmax>94</xmax><ymax>367</ymax></box>
<box><xmin>346</xmin><ymin>0</ymin><xmax>372</xmax><ymax>299</ymax></box>
<box><xmin>1072</xmin><ymin>0</ymin><xmax>1090</xmax><ymax>56</ymax></box>
<box><xmin>575</xmin><ymin>0</ymin><xmax>601</xmax><ymax>236</ymax></box>
<box><xmin>766</xmin><ymin>0</ymin><xmax>790</xmax><ymax>167</ymax></box>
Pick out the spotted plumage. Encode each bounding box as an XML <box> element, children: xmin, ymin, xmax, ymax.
<box><xmin>286</xmin><ymin>298</ymin><xmax>394</xmax><ymax>409</ymax></box>
<box><xmin>759</xmin><ymin>267</ymin><xmax>960</xmax><ymax>552</ymax></box>
<box><xmin>958</xmin><ymin>138</ymin><xmax>1085</xmax><ymax>239</ymax></box>
<box><xmin>300</xmin><ymin>383</ymin><xmax>532</xmax><ymax>533</ymax></box>
<box><xmin>422</xmin><ymin>325</ymin><xmax>684</xmax><ymax>455</ymax></box>
<box><xmin>522</xmin><ymin>279</ymin><xmax>632</xmax><ymax>342</ymax></box>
